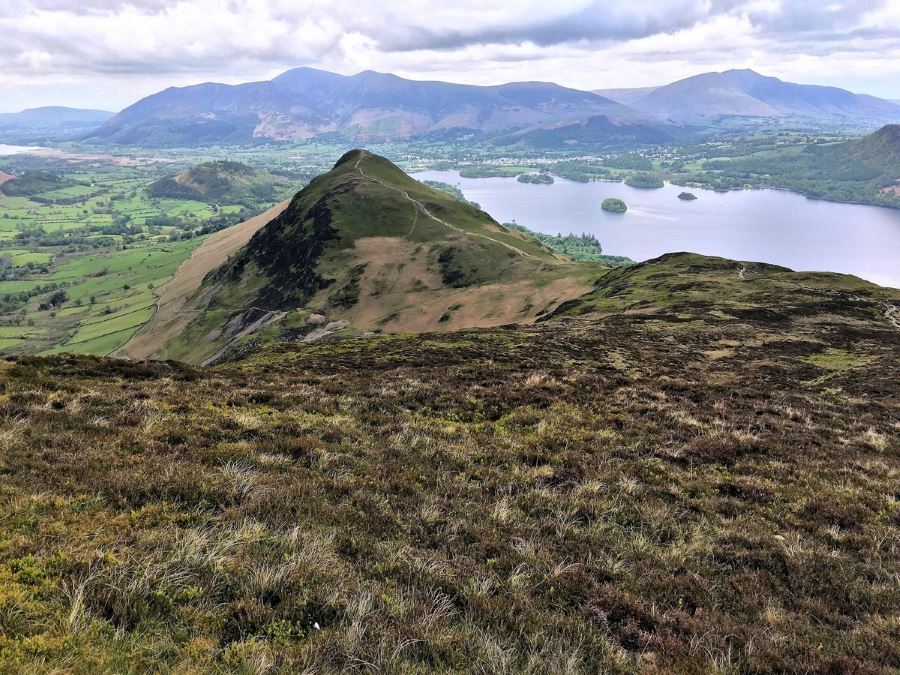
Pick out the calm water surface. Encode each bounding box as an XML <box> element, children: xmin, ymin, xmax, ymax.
<box><xmin>0</xmin><ymin>144</ymin><xmax>41</xmax><ymax>156</ymax></box>
<box><xmin>414</xmin><ymin>170</ymin><xmax>900</xmax><ymax>288</ymax></box>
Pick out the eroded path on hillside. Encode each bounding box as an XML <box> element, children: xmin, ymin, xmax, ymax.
<box><xmin>884</xmin><ymin>303</ymin><xmax>900</xmax><ymax>329</ymax></box>
<box><xmin>353</xmin><ymin>156</ymin><xmax>535</xmax><ymax>259</ymax></box>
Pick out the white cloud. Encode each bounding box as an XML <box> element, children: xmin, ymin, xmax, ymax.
<box><xmin>0</xmin><ymin>0</ymin><xmax>898</xmax><ymax>111</ymax></box>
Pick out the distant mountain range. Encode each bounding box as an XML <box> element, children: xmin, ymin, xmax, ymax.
<box><xmin>596</xmin><ymin>69</ymin><xmax>900</xmax><ymax>124</ymax></box>
<box><xmin>9</xmin><ymin>69</ymin><xmax>893</xmax><ymax>148</ymax></box>
<box><xmin>89</xmin><ymin>68</ymin><xmax>641</xmax><ymax>147</ymax></box>
<box><xmin>0</xmin><ymin>106</ymin><xmax>114</xmax><ymax>142</ymax></box>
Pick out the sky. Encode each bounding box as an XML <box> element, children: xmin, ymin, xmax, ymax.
<box><xmin>2</xmin><ymin>0</ymin><xmax>900</xmax><ymax>113</ymax></box>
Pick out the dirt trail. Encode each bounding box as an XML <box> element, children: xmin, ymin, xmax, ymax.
<box><xmin>883</xmin><ymin>303</ymin><xmax>900</xmax><ymax>329</ymax></box>
<box><xmin>737</xmin><ymin>264</ymin><xmax>747</xmax><ymax>280</ymax></box>
<box><xmin>354</xmin><ymin>156</ymin><xmax>534</xmax><ymax>259</ymax></box>
<box><xmin>119</xmin><ymin>200</ymin><xmax>290</xmax><ymax>359</ymax></box>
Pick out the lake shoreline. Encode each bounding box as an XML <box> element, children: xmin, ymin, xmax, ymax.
<box><xmin>412</xmin><ymin>169</ymin><xmax>900</xmax><ymax>288</ymax></box>
<box><xmin>666</xmin><ymin>178</ymin><xmax>900</xmax><ymax>211</ymax></box>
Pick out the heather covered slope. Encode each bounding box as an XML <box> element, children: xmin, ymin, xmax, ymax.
<box><xmin>161</xmin><ymin>149</ymin><xmax>599</xmax><ymax>364</ymax></box>
<box><xmin>0</xmin><ymin>253</ymin><xmax>898</xmax><ymax>672</ymax></box>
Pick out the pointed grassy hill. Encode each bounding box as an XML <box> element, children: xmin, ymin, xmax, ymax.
<box><xmin>146</xmin><ymin>160</ymin><xmax>287</xmax><ymax>205</ymax></box>
<box><xmin>159</xmin><ymin>150</ymin><xmax>602</xmax><ymax>363</ymax></box>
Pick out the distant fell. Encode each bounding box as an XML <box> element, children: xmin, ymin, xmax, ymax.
<box><xmin>146</xmin><ymin>160</ymin><xmax>286</xmax><ymax>204</ymax></box>
<box><xmin>0</xmin><ymin>170</ymin><xmax>78</xmax><ymax>197</ymax></box>
<box><xmin>88</xmin><ymin>67</ymin><xmax>648</xmax><ymax>146</ymax></box>
<box><xmin>0</xmin><ymin>106</ymin><xmax>115</xmax><ymax>141</ymax></box>
<box><xmin>855</xmin><ymin>123</ymin><xmax>900</xmax><ymax>161</ymax></box>
<box><xmin>616</xmin><ymin>69</ymin><xmax>900</xmax><ymax>125</ymax></box>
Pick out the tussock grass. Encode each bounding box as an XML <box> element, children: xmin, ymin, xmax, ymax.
<box><xmin>0</xmin><ymin>271</ymin><xmax>898</xmax><ymax>671</ymax></box>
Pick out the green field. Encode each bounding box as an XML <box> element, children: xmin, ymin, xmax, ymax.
<box><xmin>0</xmin><ymin>237</ymin><xmax>199</xmax><ymax>355</ymax></box>
<box><xmin>0</xmin><ymin>148</ymin><xmax>311</xmax><ymax>356</ymax></box>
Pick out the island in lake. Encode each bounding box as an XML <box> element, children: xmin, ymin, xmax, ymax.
<box><xmin>601</xmin><ymin>197</ymin><xmax>627</xmax><ymax>213</ymax></box>
<box><xmin>678</xmin><ymin>192</ymin><xmax>698</xmax><ymax>200</ymax></box>
<box><xmin>517</xmin><ymin>173</ymin><xmax>554</xmax><ymax>184</ymax></box>
<box><xmin>624</xmin><ymin>173</ymin><xmax>664</xmax><ymax>189</ymax></box>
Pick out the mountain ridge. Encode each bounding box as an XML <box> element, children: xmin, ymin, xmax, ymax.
<box><xmin>0</xmin><ymin>106</ymin><xmax>115</xmax><ymax>141</ymax></box>
<box><xmin>597</xmin><ymin>69</ymin><xmax>900</xmax><ymax>124</ymax></box>
<box><xmin>87</xmin><ymin>67</ymin><xmax>900</xmax><ymax>147</ymax></box>
<box><xmin>90</xmin><ymin>67</ymin><xmax>642</xmax><ymax>146</ymax></box>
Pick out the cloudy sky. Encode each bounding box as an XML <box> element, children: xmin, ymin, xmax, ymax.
<box><xmin>2</xmin><ymin>0</ymin><xmax>899</xmax><ymax>112</ymax></box>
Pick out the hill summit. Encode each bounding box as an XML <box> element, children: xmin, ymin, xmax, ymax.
<box><xmin>858</xmin><ymin>123</ymin><xmax>900</xmax><ymax>160</ymax></box>
<box><xmin>146</xmin><ymin>160</ymin><xmax>285</xmax><ymax>205</ymax></box>
<box><xmin>141</xmin><ymin>150</ymin><xmax>600</xmax><ymax>363</ymax></box>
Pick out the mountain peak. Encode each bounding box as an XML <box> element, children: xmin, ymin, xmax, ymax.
<box><xmin>157</xmin><ymin>150</ymin><xmax>592</xmax><ymax>363</ymax></box>
<box><xmin>89</xmin><ymin>66</ymin><xmax>641</xmax><ymax>145</ymax></box>
<box><xmin>722</xmin><ymin>68</ymin><xmax>763</xmax><ymax>76</ymax></box>
<box><xmin>333</xmin><ymin>148</ymin><xmax>372</xmax><ymax>168</ymax></box>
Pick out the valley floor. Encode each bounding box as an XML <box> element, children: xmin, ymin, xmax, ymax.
<box><xmin>1</xmin><ymin>256</ymin><xmax>898</xmax><ymax>672</ymax></box>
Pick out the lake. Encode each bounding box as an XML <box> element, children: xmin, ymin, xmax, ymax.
<box><xmin>413</xmin><ymin>171</ymin><xmax>900</xmax><ymax>288</ymax></box>
<box><xmin>0</xmin><ymin>144</ymin><xmax>41</xmax><ymax>156</ymax></box>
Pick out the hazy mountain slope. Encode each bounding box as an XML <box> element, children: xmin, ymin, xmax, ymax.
<box><xmin>160</xmin><ymin>150</ymin><xmax>601</xmax><ymax>363</ymax></box>
<box><xmin>3</xmin><ymin>252</ymin><xmax>897</xmax><ymax>672</ymax></box>
<box><xmin>146</xmin><ymin>160</ymin><xmax>287</xmax><ymax>204</ymax></box>
<box><xmin>0</xmin><ymin>106</ymin><xmax>115</xmax><ymax>141</ymax></box>
<box><xmin>492</xmin><ymin>114</ymin><xmax>675</xmax><ymax>149</ymax></box>
<box><xmin>592</xmin><ymin>86</ymin><xmax>657</xmax><ymax>105</ymax></box>
<box><xmin>629</xmin><ymin>69</ymin><xmax>900</xmax><ymax>123</ymax></box>
<box><xmin>89</xmin><ymin>67</ymin><xmax>646</xmax><ymax>145</ymax></box>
